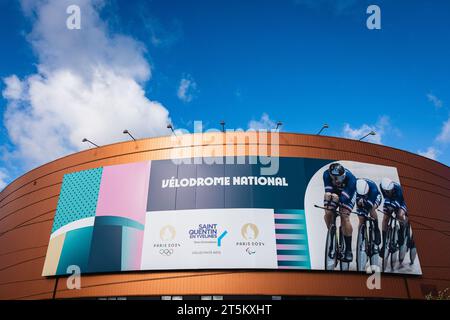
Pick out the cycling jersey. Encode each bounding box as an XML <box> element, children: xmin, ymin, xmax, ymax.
<box><xmin>380</xmin><ymin>181</ymin><xmax>408</xmax><ymax>213</ymax></box>
<box><xmin>323</xmin><ymin>168</ymin><xmax>357</xmax><ymax>211</ymax></box>
<box><xmin>356</xmin><ymin>178</ymin><xmax>382</xmax><ymax>216</ymax></box>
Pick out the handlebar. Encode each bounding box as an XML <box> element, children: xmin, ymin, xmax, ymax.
<box><xmin>314</xmin><ymin>204</ymin><xmax>376</xmax><ymax>221</ymax></box>
<box><xmin>377</xmin><ymin>208</ymin><xmax>398</xmax><ymax>220</ymax></box>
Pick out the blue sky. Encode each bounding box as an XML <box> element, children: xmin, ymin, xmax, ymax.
<box><xmin>0</xmin><ymin>0</ymin><xmax>449</xmax><ymax>188</ymax></box>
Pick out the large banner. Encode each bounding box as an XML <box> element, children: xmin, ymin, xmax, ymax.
<box><xmin>43</xmin><ymin>157</ymin><xmax>421</xmax><ymax>276</ymax></box>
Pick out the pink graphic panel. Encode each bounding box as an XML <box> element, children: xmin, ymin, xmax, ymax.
<box><xmin>96</xmin><ymin>161</ymin><xmax>151</xmax><ymax>225</ymax></box>
<box><xmin>121</xmin><ymin>227</ymin><xmax>144</xmax><ymax>270</ymax></box>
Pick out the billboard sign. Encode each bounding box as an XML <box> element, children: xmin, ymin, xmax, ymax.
<box><xmin>43</xmin><ymin>157</ymin><xmax>421</xmax><ymax>276</ymax></box>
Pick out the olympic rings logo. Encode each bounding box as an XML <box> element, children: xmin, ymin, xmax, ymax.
<box><xmin>159</xmin><ymin>249</ymin><xmax>174</xmax><ymax>256</ymax></box>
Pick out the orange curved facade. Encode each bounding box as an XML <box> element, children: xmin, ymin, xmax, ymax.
<box><xmin>0</xmin><ymin>132</ymin><xmax>449</xmax><ymax>300</ymax></box>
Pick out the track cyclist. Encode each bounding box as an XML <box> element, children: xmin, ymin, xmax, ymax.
<box><xmin>322</xmin><ymin>163</ymin><xmax>357</xmax><ymax>262</ymax></box>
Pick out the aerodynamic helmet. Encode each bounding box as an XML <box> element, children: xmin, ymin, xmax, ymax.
<box><xmin>356</xmin><ymin>179</ymin><xmax>370</xmax><ymax>196</ymax></box>
<box><xmin>380</xmin><ymin>177</ymin><xmax>395</xmax><ymax>192</ymax></box>
<box><xmin>329</xmin><ymin>163</ymin><xmax>346</xmax><ymax>184</ymax></box>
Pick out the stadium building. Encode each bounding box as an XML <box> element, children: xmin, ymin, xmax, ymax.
<box><xmin>0</xmin><ymin>132</ymin><xmax>448</xmax><ymax>300</ymax></box>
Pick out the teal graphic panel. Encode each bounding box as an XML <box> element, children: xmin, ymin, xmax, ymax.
<box><xmin>52</xmin><ymin>167</ymin><xmax>103</xmax><ymax>233</ymax></box>
<box><xmin>56</xmin><ymin>226</ymin><xmax>94</xmax><ymax>275</ymax></box>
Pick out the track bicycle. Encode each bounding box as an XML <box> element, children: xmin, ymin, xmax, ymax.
<box><xmin>378</xmin><ymin>209</ymin><xmax>416</xmax><ymax>271</ymax></box>
<box><xmin>356</xmin><ymin>210</ymin><xmax>380</xmax><ymax>272</ymax></box>
<box><xmin>314</xmin><ymin>204</ymin><xmax>351</xmax><ymax>271</ymax></box>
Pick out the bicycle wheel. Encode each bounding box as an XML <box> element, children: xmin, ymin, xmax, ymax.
<box><xmin>409</xmin><ymin>245</ymin><xmax>417</xmax><ymax>265</ymax></box>
<box><xmin>390</xmin><ymin>224</ymin><xmax>399</xmax><ymax>270</ymax></box>
<box><xmin>382</xmin><ymin>227</ymin><xmax>391</xmax><ymax>272</ymax></box>
<box><xmin>339</xmin><ymin>226</ymin><xmax>350</xmax><ymax>271</ymax></box>
<box><xmin>324</xmin><ymin>225</ymin><xmax>337</xmax><ymax>270</ymax></box>
<box><xmin>399</xmin><ymin>221</ymin><xmax>410</xmax><ymax>264</ymax></box>
<box><xmin>340</xmin><ymin>261</ymin><xmax>350</xmax><ymax>271</ymax></box>
<box><xmin>409</xmin><ymin>233</ymin><xmax>417</xmax><ymax>265</ymax></box>
<box><xmin>356</xmin><ymin>223</ymin><xmax>367</xmax><ymax>272</ymax></box>
<box><xmin>333</xmin><ymin>229</ymin><xmax>339</xmax><ymax>269</ymax></box>
<box><xmin>370</xmin><ymin>253</ymin><xmax>379</xmax><ymax>270</ymax></box>
<box><xmin>399</xmin><ymin>236</ymin><xmax>407</xmax><ymax>264</ymax></box>
<box><xmin>369</xmin><ymin>221</ymin><xmax>380</xmax><ymax>270</ymax></box>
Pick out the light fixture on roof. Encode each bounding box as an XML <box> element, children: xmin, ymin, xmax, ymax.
<box><xmin>275</xmin><ymin>121</ymin><xmax>283</xmax><ymax>131</ymax></box>
<box><xmin>123</xmin><ymin>129</ymin><xmax>136</xmax><ymax>141</ymax></box>
<box><xmin>167</xmin><ymin>123</ymin><xmax>176</xmax><ymax>136</ymax></box>
<box><xmin>82</xmin><ymin>138</ymin><xmax>99</xmax><ymax>148</ymax></box>
<box><xmin>359</xmin><ymin>131</ymin><xmax>376</xmax><ymax>141</ymax></box>
<box><xmin>317</xmin><ymin>124</ymin><xmax>329</xmax><ymax>135</ymax></box>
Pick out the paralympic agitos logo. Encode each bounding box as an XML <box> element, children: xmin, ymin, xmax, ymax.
<box><xmin>236</xmin><ymin>223</ymin><xmax>265</xmax><ymax>254</ymax></box>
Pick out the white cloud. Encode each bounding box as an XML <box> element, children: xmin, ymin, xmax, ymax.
<box><xmin>419</xmin><ymin>95</ymin><xmax>447</xmax><ymax>162</ymax></box>
<box><xmin>2</xmin><ymin>0</ymin><xmax>171</xmax><ymax>169</ymax></box>
<box><xmin>342</xmin><ymin>116</ymin><xmax>391</xmax><ymax>144</ymax></box>
<box><xmin>177</xmin><ymin>75</ymin><xmax>197</xmax><ymax>103</ymax></box>
<box><xmin>0</xmin><ymin>168</ymin><xmax>8</xmax><ymax>190</ymax></box>
<box><xmin>248</xmin><ymin>113</ymin><xmax>277</xmax><ymax>130</ymax></box>
<box><xmin>21</xmin><ymin>0</ymin><xmax>150</xmax><ymax>82</ymax></box>
<box><xmin>436</xmin><ymin>117</ymin><xmax>450</xmax><ymax>143</ymax></box>
<box><xmin>2</xmin><ymin>75</ymin><xmax>24</xmax><ymax>100</ymax></box>
<box><xmin>418</xmin><ymin>116</ymin><xmax>449</xmax><ymax>162</ymax></box>
<box><xmin>427</xmin><ymin>93</ymin><xmax>443</xmax><ymax>108</ymax></box>
<box><xmin>4</xmin><ymin>69</ymin><xmax>169</xmax><ymax>166</ymax></box>
<box><xmin>418</xmin><ymin>146</ymin><xmax>439</xmax><ymax>160</ymax></box>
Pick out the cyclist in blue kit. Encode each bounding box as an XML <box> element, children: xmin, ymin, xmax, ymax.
<box><xmin>379</xmin><ymin>177</ymin><xmax>408</xmax><ymax>257</ymax></box>
<box><xmin>323</xmin><ymin>163</ymin><xmax>357</xmax><ymax>262</ymax></box>
<box><xmin>355</xmin><ymin>178</ymin><xmax>382</xmax><ymax>245</ymax></box>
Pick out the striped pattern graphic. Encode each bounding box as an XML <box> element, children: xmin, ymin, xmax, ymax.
<box><xmin>275</xmin><ymin>209</ymin><xmax>311</xmax><ymax>269</ymax></box>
